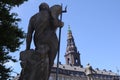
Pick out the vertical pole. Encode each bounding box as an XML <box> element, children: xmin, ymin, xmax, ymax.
<box><xmin>56</xmin><ymin>4</ymin><xmax>63</xmax><ymax>80</ymax></box>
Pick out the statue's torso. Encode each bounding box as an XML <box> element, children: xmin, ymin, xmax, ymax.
<box><xmin>30</xmin><ymin>11</ymin><xmax>58</xmax><ymax>49</ymax></box>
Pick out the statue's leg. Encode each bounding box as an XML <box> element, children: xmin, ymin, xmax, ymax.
<box><xmin>34</xmin><ymin>44</ymin><xmax>50</xmax><ymax>80</ymax></box>
<box><xmin>90</xmin><ymin>75</ymin><xmax>94</xmax><ymax>80</ymax></box>
<box><xmin>42</xmin><ymin>56</ymin><xmax>49</xmax><ymax>80</ymax></box>
<box><xmin>91</xmin><ymin>75</ymin><xmax>94</xmax><ymax>80</ymax></box>
<box><xmin>28</xmin><ymin>54</ymin><xmax>49</xmax><ymax>80</ymax></box>
<box><xmin>87</xmin><ymin>76</ymin><xmax>90</xmax><ymax>80</ymax></box>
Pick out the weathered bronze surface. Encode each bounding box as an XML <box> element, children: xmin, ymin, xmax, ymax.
<box><xmin>19</xmin><ymin>2</ymin><xmax>64</xmax><ymax>80</ymax></box>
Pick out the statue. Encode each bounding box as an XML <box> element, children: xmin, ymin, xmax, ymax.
<box><xmin>19</xmin><ymin>2</ymin><xmax>65</xmax><ymax>80</ymax></box>
<box><xmin>85</xmin><ymin>63</ymin><xmax>96</xmax><ymax>80</ymax></box>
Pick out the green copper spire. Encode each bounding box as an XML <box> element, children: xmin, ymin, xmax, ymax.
<box><xmin>68</xmin><ymin>25</ymin><xmax>71</xmax><ymax>33</ymax></box>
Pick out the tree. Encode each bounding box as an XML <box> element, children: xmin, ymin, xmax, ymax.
<box><xmin>0</xmin><ymin>0</ymin><xmax>28</xmax><ymax>79</ymax></box>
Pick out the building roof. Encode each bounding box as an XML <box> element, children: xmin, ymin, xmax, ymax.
<box><xmin>52</xmin><ymin>64</ymin><xmax>117</xmax><ymax>76</ymax></box>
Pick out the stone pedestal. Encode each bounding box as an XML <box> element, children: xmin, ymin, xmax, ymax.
<box><xmin>19</xmin><ymin>49</ymin><xmax>49</xmax><ymax>80</ymax></box>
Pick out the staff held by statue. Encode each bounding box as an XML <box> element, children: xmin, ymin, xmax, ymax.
<box><xmin>56</xmin><ymin>4</ymin><xmax>67</xmax><ymax>80</ymax></box>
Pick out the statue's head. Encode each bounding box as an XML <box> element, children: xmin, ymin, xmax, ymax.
<box><xmin>39</xmin><ymin>2</ymin><xmax>49</xmax><ymax>11</ymax></box>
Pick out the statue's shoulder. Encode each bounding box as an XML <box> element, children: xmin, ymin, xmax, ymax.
<box><xmin>30</xmin><ymin>13</ymin><xmax>39</xmax><ymax>22</ymax></box>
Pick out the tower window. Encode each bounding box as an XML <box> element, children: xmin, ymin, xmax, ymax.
<box><xmin>75</xmin><ymin>58</ymin><xmax>78</xmax><ymax>63</ymax></box>
<box><xmin>67</xmin><ymin>58</ymin><xmax>70</xmax><ymax>64</ymax></box>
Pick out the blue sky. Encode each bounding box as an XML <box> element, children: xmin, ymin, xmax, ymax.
<box><xmin>9</xmin><ymin>0</ymin><xmax>120</xmax><ymax>76</ymax></box>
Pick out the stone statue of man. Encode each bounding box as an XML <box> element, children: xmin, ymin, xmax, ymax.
<box><xmin>85</xmin><ymin>63</ymin><xmax>96</xmax><ymax>80</ymax></box>
<box><xmin>19</xmin><ymin>2</ymin><xmax>64</xmax><ymax>80</ymax></box>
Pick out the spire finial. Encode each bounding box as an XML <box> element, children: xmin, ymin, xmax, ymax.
<box><xmin>68</xmin><ymin>25</ymin><xmax>71</xmax><ymax>33</ymax></box>
<box><xmin>68</xmin><ymin>25</ymin><xmax>70</xmax><ymax>29</ymax></box>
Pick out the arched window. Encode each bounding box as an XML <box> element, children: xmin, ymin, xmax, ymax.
<box><xmin>75</xmin><ymin>58</ymin><xmax>78</xmax><ymax>64</ymax></box>
<box><xmin>67</xmin><ymin>58</ymin><xmax>70</xmax><ymax>64</ymax></box>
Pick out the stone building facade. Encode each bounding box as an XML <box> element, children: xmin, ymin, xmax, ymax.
<box><xmin>50</xmin><ymin>64</ymin><xmax>119</xmax><ymax>80</ymax></box>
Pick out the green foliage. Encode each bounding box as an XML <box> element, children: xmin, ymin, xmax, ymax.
<box><xmin>0</xmin><ymin>0</ymin><xmax>28</xmax><ymax>79</ymax></box>
<box><xmin>0</xmin><ymin>51</ymin><xmax>14</xmax><ymax>80</ymax></box>
<box><xmin>0</xmin><ymin>0</ymin><xmax>28</xmax><ymax>6</ymax></box>
<box><xmin>0</xmin><ymin>64</ymin><xmax>11</xmax><ymax>80</ymax></box>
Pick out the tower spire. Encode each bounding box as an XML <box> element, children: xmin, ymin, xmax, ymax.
<box><xmin>65</xmin><ymin>25</ymin><xmax>82</xmax><ymax>67</ymax></box>
<box><xmin>68</xmin><ymin>25</ymin><xmax>71</xmax><ymax>32</ymax></box>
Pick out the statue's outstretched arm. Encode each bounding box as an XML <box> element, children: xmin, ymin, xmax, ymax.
<box><xmin>26</xmin><ymin>19</ymin><xmax>34</xmax><ymax>50</ymax></box>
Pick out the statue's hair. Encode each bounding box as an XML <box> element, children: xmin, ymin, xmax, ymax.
<box><xmin>39</xmin><ymin>2</ymin><xmax>49</xmax><ymax>11</ymax></box>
